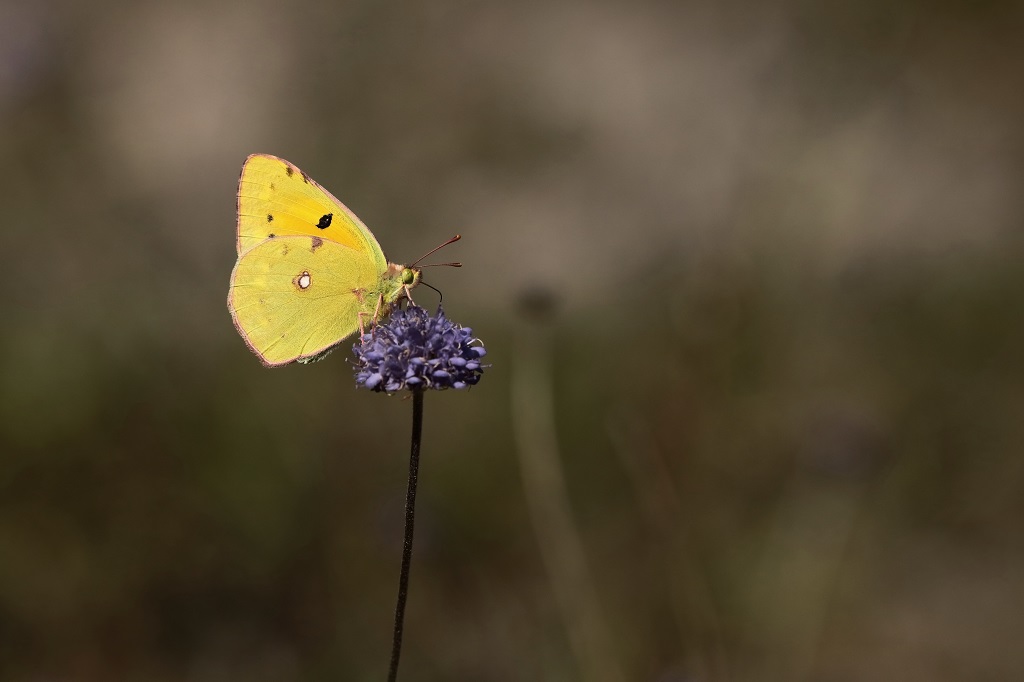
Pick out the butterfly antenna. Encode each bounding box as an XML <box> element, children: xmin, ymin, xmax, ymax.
<box><xmin>419</xmin><ymin>261</ymin><xmax>462</xmax><ymax>268</ymax></box>
<box><xmin>420</xmin><ymin>280</ymin><xmax>444</xmax><ymax>305</ymax></box>
<box><xmin>410</xmin><ymin>235</ymin><xmax>461</xmax><ymax>268</ymax></box>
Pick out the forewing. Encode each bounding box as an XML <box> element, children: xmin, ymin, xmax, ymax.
<box><xmin>236</xmin><ymin>154</ymin><xmax>387</xmax><ymax>271</ymax></box>
<box><xmin>228</xmin><ymin>235</ymin><xmax>380</xmax><ymax>366</ymax></box>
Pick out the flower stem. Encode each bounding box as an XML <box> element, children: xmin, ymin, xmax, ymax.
<box><xmin>388</xmin><ymin>388</ymin><xmax>423</xmax><ymax>682</ymax></box>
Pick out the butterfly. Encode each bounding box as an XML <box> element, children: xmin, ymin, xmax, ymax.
<box><xmin>227</xmin><ymin>154</ymin><xmax>459</xmax><ymax>366</ymax></box>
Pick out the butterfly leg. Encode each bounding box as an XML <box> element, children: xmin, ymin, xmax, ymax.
<box><xmin>357</xmin><ymin>312</ymin><xmax>368</xmax><ymax>339</ymax></box>
<box><xmin>356</xmin><ymin>307</ymin><xmax>377</xmax><ymax>338</ymax></box>
<box><xmin>371</xmin><ymin>294</ymin><xmax>385</xmax><ymax>334</ymax></box>
<box><xmin>356</xmin><ymin>299</ymin><xmax>380</xmax><ymax>337</ymax></box>
<box><xmin>356</xmin><ymin>294</ymin><xmax>386</xmax><ymax>340</ymax></box>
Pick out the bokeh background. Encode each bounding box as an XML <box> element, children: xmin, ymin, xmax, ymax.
<box><xmin>2</xmin><ymin>0</ymin><xmax>1024</xmax><ymax>680</ymax></box>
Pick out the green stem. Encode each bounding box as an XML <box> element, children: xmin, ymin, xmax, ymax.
<box><xmin>387</xmin><ymin>388</ymin><xmax>424</xmax><ymax>682</ymax></box>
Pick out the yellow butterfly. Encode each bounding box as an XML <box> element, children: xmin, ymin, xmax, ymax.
<box><xmin>227</xmin><ymin>154</ymin><xmax>458</xmax><ymax>366</ymax></box>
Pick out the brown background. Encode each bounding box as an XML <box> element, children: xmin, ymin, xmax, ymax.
<box><xmin>2</xmin><ymin>0</ymin><xmax>1023</xmax><ymax>680</ymax></box>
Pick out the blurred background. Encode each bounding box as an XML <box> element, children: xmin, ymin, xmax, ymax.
<box><xmin>2</xmin><ymin>0</ymin><xmax>1023</xmax><ymax>680</ymax></box>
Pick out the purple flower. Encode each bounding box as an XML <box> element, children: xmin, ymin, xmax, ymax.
<box><xmin>353</xmin><ymin>306</ymin><xmax>487</xmax><ymax>393</ymax></box>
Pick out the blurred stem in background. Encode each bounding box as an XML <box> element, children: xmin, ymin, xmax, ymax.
<box><xmin>608</xmin><ymin>415</ymin><xmax>730</xmax><ymax>680</ymax></box>
<box><xmin>511</xmin><ymin>292</ymin><xmax>625</xmax><ymax>682</ymax></box>
<box><xmin>736</xmin><ymin>461</ymin><xmax>870</xmax><ymax>681</ymax></box>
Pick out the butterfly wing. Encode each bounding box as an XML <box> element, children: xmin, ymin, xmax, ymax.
<box><xmin>236</xmin><ymin>153</ymin><xmax>388</xmax><ymax>271</ymax></box>
<box><xmin>228</xmin><ymin>235</ymin><xmax>382</xmax><ymax>366</ymax></box>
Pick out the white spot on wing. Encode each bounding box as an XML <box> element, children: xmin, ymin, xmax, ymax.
<box><xmin>297</xmin><ymin>271</ymin><xmax>311</xmax><ymax>289</ymax></box>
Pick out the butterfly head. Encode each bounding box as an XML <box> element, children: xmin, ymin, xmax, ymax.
<box><xmin>390</xmin><ymin>235</ymin><xmax>462</xmax><ymax>305</ymax></box>
<box><xmin>383</xmin><ymin>263</ymin><xmax>421</xmax><ymax>304</ymax></box>
<box><xmin>401</xmin><ymin>266</ymin><xmax>421</xmax><ymax>289</ymax></box>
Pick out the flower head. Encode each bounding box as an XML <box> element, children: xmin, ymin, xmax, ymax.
<box><xmin>353</xmin><ymin>305</ymin><xmax>487</xmax><ymax>393</ymax></box>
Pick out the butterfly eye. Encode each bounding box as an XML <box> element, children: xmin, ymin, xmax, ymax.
<box><xmin>401</xmin><ymin>269</ymin><xmax>416</xmax><ymax>285</ymax></box>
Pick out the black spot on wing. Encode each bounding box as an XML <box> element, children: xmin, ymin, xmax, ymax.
<box><xmin>270</xmin><ymin>182</ymin><xmax>276</xmax><ymax>191</ymax></box>
<box><xmin>301</xmin><ymin>171</ymin><xmax>310</xmax><ymax>184</ymax></box>
<box><xmin>268</xmin><ymin>233</ymin><xmax>275</xmax><ymax>238</ymax></box>
<box><xmin>285</xmin><ymin>165</ymin><xmax>294</xmax><ymax>177</ymax></box>
<box><xmin>316</xmin><ymin>213</ymin><xmax>333</xmax><ymax>229</ymax></box>
<box><xmin>311</xmin><ymin>236</ymin><xmax>323</xmax><ymax>252</ymax></box>
<box><xmin>267</xmin><ymin>214</ymin><xmax>274</xmax><ymax>222</ymax></box>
